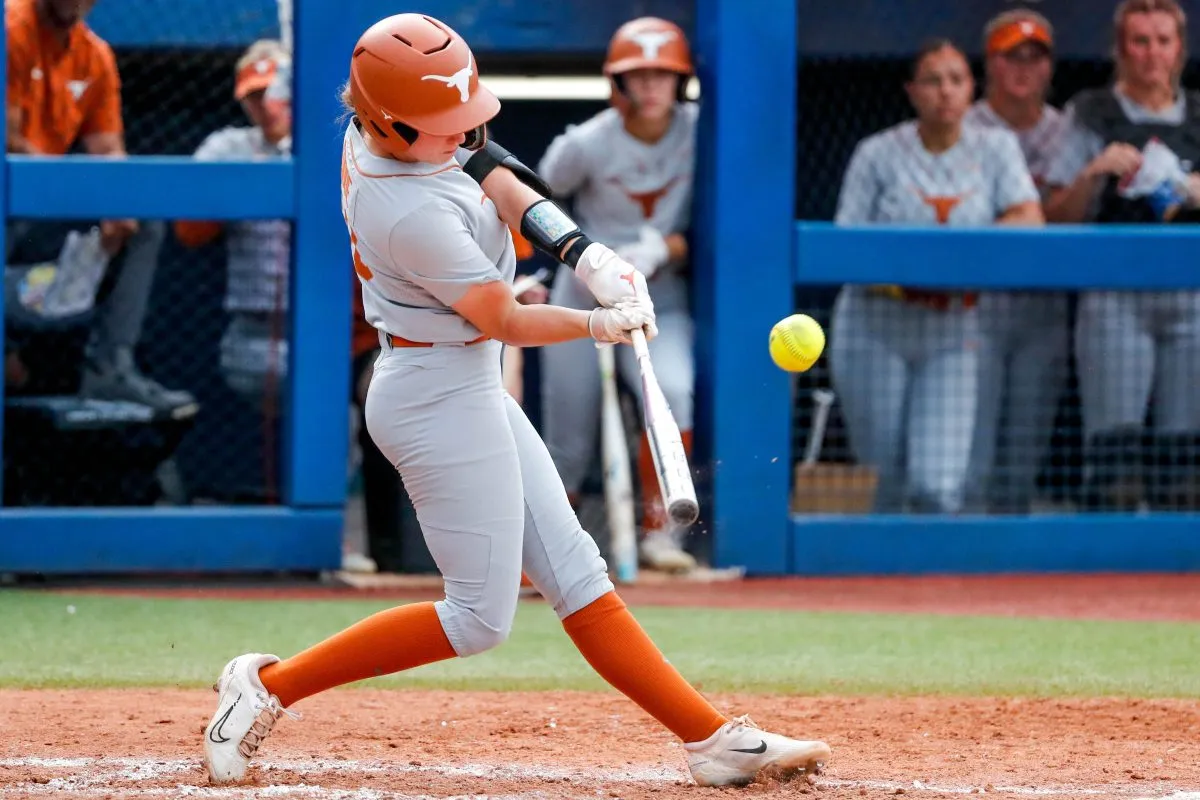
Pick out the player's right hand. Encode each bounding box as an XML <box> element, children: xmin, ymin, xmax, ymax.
<box><xmin>1086</xmin><ymin>143</ymin><xmax>1143</xmax><ymax>180</ymax></box>
<box><xmin>574</xmin><ymin>242</ymin><xmax>650</xmax><ymax>307</ymax></box>
<box><xmin>588</xmin><ymin>296</ymin><xmax>658</xmax><ymax>345</ymax></box>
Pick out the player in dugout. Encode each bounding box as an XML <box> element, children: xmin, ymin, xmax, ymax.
<box><xmin>538</xmin><ymin>17</ymin><xmax>700</xmax><ymax>574</ymax></box>
<box><xmin>962</xmin><ymin>9</ymin><xmax>1071</xmax><ymax>514</ymax></box>
<box><xmin>1043</xmin><ymin>0</ymin><xmax>1200</xmax><ymax>511</ymax></box>
<box><xmin>828</xmin><ymin>37</ymin><xmax>1043</xmax><ymax>514</ymax></box>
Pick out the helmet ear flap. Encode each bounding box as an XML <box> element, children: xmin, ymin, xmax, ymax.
<box><xmin>609</xmin><ymin>74</ymin><xmax>633</xmax><ymax>114</ymax></box>
<box><xmin>391</xmin><ymin>120</ymin><xmax>418</xmax><ymax>146</ymax></box>
<box><xmin>462</xmin><ymin>123</ymin><xmax>488</xmax><ymax>151</ymax></box>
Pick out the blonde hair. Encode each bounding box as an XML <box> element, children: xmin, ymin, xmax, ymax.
<box><xmin>1113</xmin><ymin>0</ymin><xmax>1189</xmax><ymax>84</ymax></box>
<box><xmin>337</xmin><ymin>80</ymin><xmax>356</xmax><ymax>126</ymax></box>
<box><xmin>236</xmin><ymin>39</ymin><xmax>287</xmax><ymax>74</ymax></box>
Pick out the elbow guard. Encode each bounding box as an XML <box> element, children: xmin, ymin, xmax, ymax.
<box><xmin>462</xmin><ymin>139</ymin><xmax>593</xmax><ymax>267</ymax></box>
<box><xmin>461</xmin><ymin>139</ymin><xmax>554</xmax><ymax>198</ymax></box>
<box><xmin>519</xmin><ymin>199</ymin><xmax>594</xmax><ymax>268</ymax></box>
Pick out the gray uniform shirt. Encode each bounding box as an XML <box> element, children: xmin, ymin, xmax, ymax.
<box><xmin>342</xmin><ymin>124</ymin><xmax>518</xmax><ymax>344</ymax></box>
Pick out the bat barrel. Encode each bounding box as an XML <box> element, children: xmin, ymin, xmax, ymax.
<box><xmin>668</xmin><ymin>496</ymin><xmax>700</xmax><ymax>526</ymax></box>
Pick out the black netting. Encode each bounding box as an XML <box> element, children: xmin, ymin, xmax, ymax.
<box><xmin>4</xmin><ymin>14</ymin><xmax>293</xmax><ymax>508</ymax></box>
<box><xmin>791</xmin><ymin>52</ymin><xmax>1200</xmax><ymax>515</ymax></box>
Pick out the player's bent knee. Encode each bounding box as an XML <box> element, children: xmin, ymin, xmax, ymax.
<box><xmin>439</xmin><ymin>604</ymin><xmax>515</xmax><ymax>657</ymax></box>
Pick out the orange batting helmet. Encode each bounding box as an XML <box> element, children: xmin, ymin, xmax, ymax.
<box><xmin>603</xmin><ymin>17</ymin><xmax>693</xmax><ymax>111</ymax></box>
<box><xmin>347</xmin><ymin>13</ymin><xmax>499</xmax><ymax>158</ymax></box>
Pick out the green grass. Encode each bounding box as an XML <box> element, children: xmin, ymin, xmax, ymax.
<box><xmin>2</xmin><ymin>590</ymin><xmax>1197</xmax><ymax>698</ymax></box>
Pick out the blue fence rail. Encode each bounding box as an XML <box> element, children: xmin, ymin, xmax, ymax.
<box><xmin>789</xmin><ymin>223</ymin><xmax>1200</xmax><ymax>576</ymax></box>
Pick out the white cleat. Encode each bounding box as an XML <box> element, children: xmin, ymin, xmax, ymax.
<box><xmin>685</xmin><ymin>715</ymin><xmax>832</xmax><ymax>787</ymax></box>
<box><xmin>203</xmin><ymin>653</ymin><xmax>297</xmax><ymax>784</ymax></box>
<box><xmin>639</xmin><ymin>529</ymin><xmax>697</xmax><ymax>574</ymax></box>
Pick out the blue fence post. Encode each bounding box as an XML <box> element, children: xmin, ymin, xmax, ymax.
<box><xmin>692</xmin><ymin>0</ymin><xmax>797</xmax><ymax>574</ymax></box>
<box><xmin>286</xmin><ymin>0</ymin><xmax>354</xmax><ymax>509</ymax></box>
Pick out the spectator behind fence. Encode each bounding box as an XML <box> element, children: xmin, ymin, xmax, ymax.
<box><xmin>1044</xmin><ymin>0</ymin><xmax>1200</xmax><ymax>511</ymax></box>
<box><xmin>4</xmin><ymin>0</ymin><xmax>195</xmax><ymax>412</ymax></box>
<box><xmin>963</xmin><ymin>10</ymin><xmax>1071</xmax><ymax>514</ymax></box>
<box><xmin>174</xmin><ymin>41</ymin><xmax>292</xmax><ymax>407</ymax></box>
<box><xmin>828</xmin><ymin>38</ymin><xmax>1043</xmax><ymax>514</ymax></box>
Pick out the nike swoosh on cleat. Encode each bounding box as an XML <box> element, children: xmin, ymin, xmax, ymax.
<box><xmin>208</xmin><ymin>694</ymin><xmax>242</xmax><ymax>744</ymax></box>
<box><xmin>730</xmin><ymin>740</ymin><xmax>767</xmax><ymax>754</ymax></box>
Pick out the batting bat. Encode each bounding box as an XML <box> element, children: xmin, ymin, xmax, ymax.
<box><xmin>511</xmin><ymin>266</ymin><xmax>551</xmax><ymax>297</ymax></box>
<box><xmin>276</xmin><ymin>0</ymin><xmax>292</xmax><ymax>54</ymax></box>
<box><xmin>629</xmin><ymin>328</ymin><xmax>699</xmax><ymax>526</ymax></box>
<box><xmin>801</xmin><ymin>388</ymin><xmax>836</xmax><ymax>468</ymax></box>
<box><xmin>598</xmin><ymin>343</ymin><xmax>638</xmax><ymax>584</ymax></box>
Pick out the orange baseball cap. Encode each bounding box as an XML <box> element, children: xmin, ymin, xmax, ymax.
<box><xmin>986</xmin><ymin>16</ymin><xmax>1053</xmax><ymax>55</ymax></box>
<box><xmin>235</xmin><ymin>56</ymin><xmax>280</xmax><ymax>100</ymax></box>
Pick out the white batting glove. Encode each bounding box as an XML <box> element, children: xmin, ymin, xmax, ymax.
<box><xmin>615</xmin><ymin>226</ymin><xmax>670</xmax><ymax>279</ymax></box>
<box><xmin>574</xmin><ymin>242</ymin><xmax>650</xmax><ymax>307</ymax></box>
<box><xmin>588</xmin><ymin>297</ymin><xmax>658</xmax><ymax>345</ymax></box>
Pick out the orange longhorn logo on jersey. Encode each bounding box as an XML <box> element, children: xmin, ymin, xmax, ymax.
<box><xmin>610</xmin><ymin>176</ymin><xmax>680</xmax><ymax>219</ymax></box>
<box><xmin>916</xmin><ymin>190</ymin><xmax>974</xmax><ymax>224</ymax></box>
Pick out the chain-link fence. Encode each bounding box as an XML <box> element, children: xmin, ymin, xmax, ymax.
<box><xmin>790</xmin><ymin>11</ymin><xmax>1200</xmax><ymax>517</ymax></box>
<box><xmin>3</xmin><ymin>3</ymin><xmax>294</xmax><ymax>508</ymax></box>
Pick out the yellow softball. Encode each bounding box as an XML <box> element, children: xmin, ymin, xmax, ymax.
<box><xmin>768</xmin><ymin>314</ymin><xmax>825</xmax><ymax>373</ymax></box>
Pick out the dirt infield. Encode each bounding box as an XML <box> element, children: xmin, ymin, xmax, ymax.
<box><xmin>4</xmin><ymin>573</ymin><xmax>1199</xmax><ymax>799</ymax></box>
<box><xmin>2</xmin><ymin>689</ymin><xmax>1198</xmax><ymax>799</ymax></box>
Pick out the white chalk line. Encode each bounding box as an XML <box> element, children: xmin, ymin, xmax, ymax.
<box><xmin>0</xmin><ymin>756</ymin><xmax>1195</xmax><ymax>799</ymax></box>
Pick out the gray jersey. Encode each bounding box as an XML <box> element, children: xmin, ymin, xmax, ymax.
<box><xmin>193</xmin><ymin>126</ymin><xmax>291</xmax><ymax>313</ymax></box>
<box><xmin>1045</xmin><ymin>88</ymin><xmax>1188</xmax><ymax>196</ymax></box>
<box><xmin>342</xmin><ymin>124</ymin><xmax>517</xmax><ymax>343</ymax></box>
<box><xmin>836</xmin><ymin>120</ymin><xmax>1039</xmax><ymax>225</ymax></box>
<box><xmin>964</xmin><ymin>100</ymin><xmax>1067</xmax><ymax>197</ymax></box>
<box><xmin>538</xmin><ymin>103</ymin><xmax>697</xmax><ymax>249</ymax></box>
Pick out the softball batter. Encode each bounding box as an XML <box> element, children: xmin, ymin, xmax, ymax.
<box><xmin>202</xmin><ymin>13</ymin><xmax>830</xmax><ymax>787</ymax></box>
<box><xmin>829</xmin><ymin>39</ymin><xmax>1042</xmax><ymax>514</ymax></box>
<box><xmin>539</xmin><ymin>17</ymin><xmax>698</xmax><ymax>573</ymax></box>
<box><xmin>963</xmin><ymin>10</ymin><xmax>1069</xmax><ymax>514</ymax></box>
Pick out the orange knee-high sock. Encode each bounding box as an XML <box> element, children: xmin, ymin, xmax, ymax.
<box><xmin>638</xmin><ymin>430</ymin><xmax>693</xmax><ymax>533</ymax></box>
<box><xmin>563</xmin><ymin>591</ymin><xmax>726</xmax><ymax>743</ymax></box>
<box><xmin>259</xmin><ymin>602</ymin><xmax>456</xmax><ymax>707</ymax></box>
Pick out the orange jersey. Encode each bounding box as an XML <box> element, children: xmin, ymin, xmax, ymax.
<box><xmin>6</xmin><ymin>0</ymin><xmax>122</xmax><ymax>155</ymax></box>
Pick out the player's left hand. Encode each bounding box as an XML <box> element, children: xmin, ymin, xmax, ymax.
<box><xmin>99</xmin><ymin>218</ymin><xmax>139</xmax><ymax>255</ymax></box>
<box><xmin>588</xmin><ymin>295</ymin><xmax>658</xmax><ymax>345</ymax></box>
<box><xmin>615</xmin><ymin>226</ymin><xmax>670</xmax><ymax>279</ymax></box>
<box><xmin>574</xmin><ymin>242</ymin><xmax>650</xmax><ymax>308</ymax></box>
